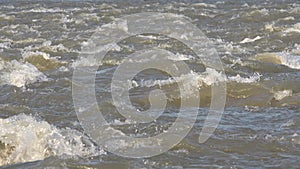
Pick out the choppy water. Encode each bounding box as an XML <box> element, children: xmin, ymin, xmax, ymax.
<box><xmin>0</xmin><ymin>0</ymin><xmax>299</xmax><ymax>168</ymax></box>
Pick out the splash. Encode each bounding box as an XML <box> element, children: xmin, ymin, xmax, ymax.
<box><xmin>130</xmin><ymin>68</ymin><xmax>260</xmax><ymax>90</ymax></box>
<box><xmin>0</xmin><ymin>114</ymin><xmax>104</xmax><ymax>166</ymax></box>
<box><xmin>240</xmin><ymin>36</ymin><xmax>262</xmax><ymax>44</ymax></box>
<box><xmin>0</xmin><ymin>59</ymin><xmax>48</xmax><ymax>88</ymax></box>
<box><xmin>254</xmin><ymin>52</ymin><xmax>300</xmax><ymax>69</ymax></box>
<box><xmin>273</xmin><ymin>90</ymin><xmax>293</xmax><ymax>101</ymax></box>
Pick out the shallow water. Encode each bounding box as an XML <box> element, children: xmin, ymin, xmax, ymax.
<box><xmin>0</xmin><ymin>0</ymin><xmax>299</xmax><ymax>168</ymax></box>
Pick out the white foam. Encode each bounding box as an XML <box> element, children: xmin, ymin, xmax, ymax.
<box><xmin>129</xmin><ymin>68</ymin><xmax>226</xmax><ymax>90</ymax></box>
<box><xmin>265</xmin><ymin>23</ymin><xmax>276</xmax><ymax>32</ymax></box>
<box><xmin>249</xmin><ymin>8</ymin><xmax>269</xmax><ymax>16</ymax></box>
<box><xmin>73</xmin><ymin>42</ymin><xmax>121</xmax><ymax>67</ymax></box>
<box><xmin>60</xmin><ymin>15</ymin><xmax>75</xmax><ymax>24</ymax></box>
<box><xmin>291</xmin><ymin>134</ymin><xmax>300</xmax><ymax>145</ymax></box>
<box><xmin>137</xmin><ymin>35</ymin><xmax>158</xmax><ymax>40</ymax></box>
<box><xmin>167</xmin><ymin>53</ymin><xmax>194</xmax><ymax>61</ymax></box>
<box><xmin>289</xmin><ymin>6</ymin><xmax>300</xmax><ymax>14</ymax></box>
<box><xmin>58</xmin><ymin>66</ymin><xmax>69</xmax><ymax>72</ymax></box>
<box><xmin>280</xmin><ymin>119</ymin><xmax>295</xmax><ymax>128</ymax></box>
<box><xmin>277</xmin><ymin>52</ymin><xmax>300</xmax><ymax>69</ymax></box>
<box><xmin>283</xmin><ymin>23</ymin><xmax>300</xmax><ymax>34</ymax></box>
<box><xmin>274</xmin><ymin>90</ymin><xmax>293</xmax><ymax>101</ymax></box>
<box><xmin>23</xmin><ymin>41</ymin><xmax>70</xmax><ymax>53</ymax></box>
<box><xmin>0</xmin><ymin>42</ymin><xmax>11</xmax><ymax>49</ymax></box>
<box><xmin>279</xmin><ymin>16</ymin><xmax>295</xmax><ymax>21</ymax></box>
<box><xmin>28</xmin><ymin>7</ymin><xmax>63</xmax><ymax>13</ymax></box>
<box><xmin>102</xmin><ymin>19</ymin><xmax>128</xmax><ymax>33</ymax></box>
<box><xmin>0</xmin><ymin>14</ymin><xmax>15</xmax><ymax>21</ymax></box>
<box><xmin>228</xmin><ymin>73</ymin><xmax>262</xmax><ymax>83</ymax></box>
<box><xmin>291</xmin><ymin>44</ymin><xmax>300</xmax><ymax>55</ymax></box>
<box><xmin>0</xmin><ymin>60</ymin><xmax>48</xmax><ymax>87</ymax></box>
<box><xmin>191</xmin><ymin>3</ymin><xmax>217</xmax><ymax>8</ymax></box>
<box><xmin>22</xmin><ymin>51</ymin><xmax>50</xmax><ymax>60</ymax></box>
<box><xmin>240</xmin><ymin>36</ymin><xmax>262</xmax><ymax>44</ymax></box>
<box><xmin>130</xmin><ymin>68</ymin><xmax>261</xmax><ymax>91</ymax></box>
<box><xmin>254</xmin><ymin>52</ymin><xmax>300</xmax><ymax>69</ymax></box>
<box><xmin>0</xmin><ymin>114</ymin><xmax>104</xmax><ymax>166</ymax></box>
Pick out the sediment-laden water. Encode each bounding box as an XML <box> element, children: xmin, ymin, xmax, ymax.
<box><xmin>0</xmin><ymin>0</ymin><xmax>299</xmax><ymax>168</ymax></box>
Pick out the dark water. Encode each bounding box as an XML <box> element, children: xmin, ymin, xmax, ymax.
<box><xmin>0</xmin><ymin>0</ymin><xmax>299</xmax><ymax>168</ymax></box>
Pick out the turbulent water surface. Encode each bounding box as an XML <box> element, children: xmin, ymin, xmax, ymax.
<box><xmin>0</xmin><ymin>0</ymin><xmax>300</xmax><ymax>168</ymax></box>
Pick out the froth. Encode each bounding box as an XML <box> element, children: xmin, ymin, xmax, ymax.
<box><xmin>254</xmin><ymin>52</ymin><xmax>300</xmax><ymax>69</ymax></box>
<box><xmin>0</xmin><ymin>114</ymin><xmax>104</xmax><ymax>166</ymax></box>
<box><xmin>0</xmin><ymin>60</ymin><xmax>48</xmax><ymax>87</ymax></box>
